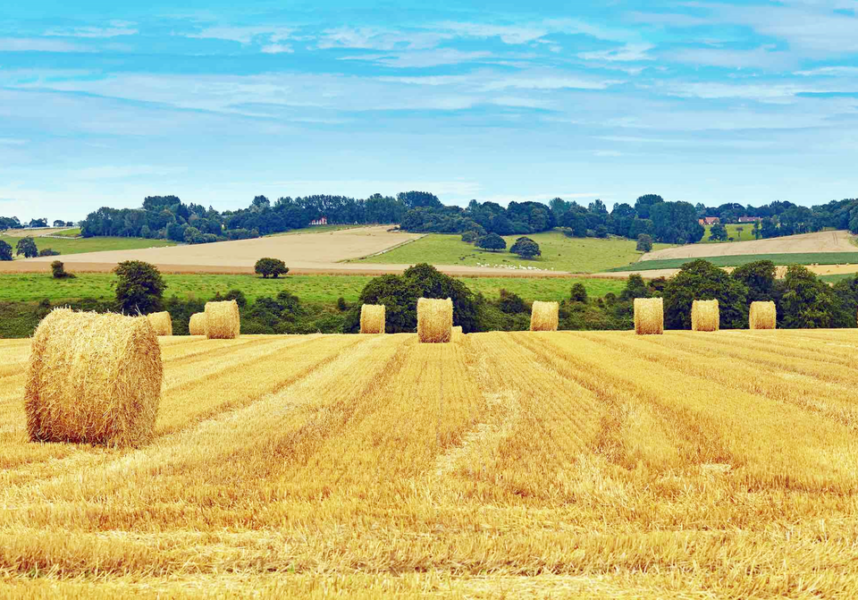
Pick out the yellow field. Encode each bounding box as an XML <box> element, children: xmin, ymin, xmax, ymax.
<box><xmin>2</xmin><ymin>330</ymin><xmax>858</xmax><ymax>598</ymax></box>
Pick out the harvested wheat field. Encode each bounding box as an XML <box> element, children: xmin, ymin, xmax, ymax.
<box><xmin>2</xmin><ymin>329</ymin><xmax>858</xmax><ymax>597</ymax></box>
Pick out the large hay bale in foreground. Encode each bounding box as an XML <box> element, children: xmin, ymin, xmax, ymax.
<box><xmin>417</xmin><ymin>298</ymin><xmax>453</xmax><ymax>343</ymax></box>
<box><xmin>146</xmin><ymin>311</ymin><xmax>172</xmax><ymax>336</ymax></box>
<box><xmin>691</xmin><ymin>299</ymin><xmax>720</xmax><ymax>332</ymax></box>
<box><xmin>749</xmin><ymin>301</ymin><xmax>776</xmax><ymax>330</ymax></box>
<box><xmin>360</xmin><ymin>304</ymin><xmax>386</xmax><ymax>334</ymax></box>
<box><xmin>24</xmin><ymin>308</ymin><xmax>163</xmax><ymax>447</ymax></box>
<box><xmin>530</xmin><ymin>301</ymin><xmax>559</xmax><ymax>332</ymax></box>
<box><xmin>188</xmin><ymin>312</ymin><xmax>206</xmax><ymax>336</ymax></box>
<box><xmin>634</xmin><ymin>298</ymin><xmax>664</xmax><ymax>335</ymax></box>
<box><xmin>204</xmin><ymin>300</ymin><xmax>241</xmax><ymax>339</ymax></box>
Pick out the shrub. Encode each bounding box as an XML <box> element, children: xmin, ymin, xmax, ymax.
<box><xmin>476</xmin><ymin>233</ymin><xmax>506</xmax><ymax>252</ymax></box>
<box><xmin>114</xmin><ymin>261</ymin><xmax>167</xmax><ymax>314</ymax></box>
<box><xmin>461</xmin><ymin>230</ymin><xmax>478</xmax><ymax>244</ymax></box>
<box><xmin>570</xmin><ymin>283</ymin><xmax>588</xmax><ymax>303</ymax></box>
<box><xmin>16</xmin><ymin>237</ymin><xmax>38</xmax><ymax>258</ymax></box>
<box><xmin>39</xmin><ymin>248</ymin><xmax>60</xmax><ymax>257</ymax></box>
<box><xmin>498</xmin><ymin>289</ymin><xmax>527</xmax><ymax>314</ymax></box>
<box><xmin>0</xmin><ymin>240</ymin><xmax>12</xmax><ymax>261</ymax></box>
<box><xmin>255</xmin><ymin>258</ymin><xmax>289</xmax><ymax>279</ymax></box>
<box><xmin>636</xmin><ymin>234</ymin><xmax>654</xmax><ymax>252</ymax></box>
<box><xmin>51</xmin><ymin>261</ymin><xmax>74</xmax><ymax>279</ymax></box>
<box><xmin>510</xmin><ymin>237</ymin><xmax>541</xmax><ymax>259</ymax></box>
<box><xmin>336</xmin><ymin>297</ymin><xmax>348</xmax><ymax>311</ymax></box>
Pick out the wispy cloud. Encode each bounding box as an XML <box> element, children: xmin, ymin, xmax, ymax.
<box><xmin>343</xmin><ymin>49</ymin><xmax>492</xmax><ymax>68</ymax></box>
<box><xmin>261</xmin><ymin>44</ymin><xmax>292</xmax><ymax>54</ymax></box>
<box><xmin>45</xmin><ymin>21</ymin><xmax>138</xmax><ymax>38</ymax></box>
<box><xmin>666</xmin><ymin>46</ymin><xmax>795</xmax><ymax>70</ymax></box>
<box><xmin>318</xmin><ymin>27</ymin><xmax>447</xmax><ymax>51</ymax></box>
<box><xmin>187</xmin><ymin>26</ymin><xmax>292</xmax><ymax>45</ymax></box>
<box><xmin>0</xmin><ymin>38</ymin><xmax>91</xmax><ymax>52</ymax></box>
<box><xmin>579</xmin><ymin>43</ymin><xmax>654</xmax><ymax>62</ymax></box>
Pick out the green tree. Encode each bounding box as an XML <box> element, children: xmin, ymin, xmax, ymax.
<box><xmin>461</xmin><ymin>230</ymin><xmax>478</xmax><ymax>244</ymax></box>
<box><xmin>636</xmin><ymin>234</ymin><xmax>653</xmax><ymax>252</ymax></box>
<box><xmin>16</xmin><ymin>237</ymin><xmax>38</xmax><ymax>258</ymax></box>
<box><xmin>497</xmin><ymin>289</ymin><xmax>527</xmax><ymax>314</ymax></box>
<box><xmin>476</xmin><ymin>233</ymin><xmax>506</xmax><ymax>252</ymax></box>
<box><xmin>663</xmin><ymin>260</ymin><xmax>749</xmax><ymax>329</ymax></box>
<box><xmin>708</xmin><ymin>222</ymin><xmax>728</xmax><ymax>242</ymax></box>
<box><xmin>254</xmin><ymin>258</ymin><xmax>289</xmax><ymax>279</ymax></box>
<box><xmin>619</xmin><ymin>274</ymin><xmax>650</xmax><ymax>301</ymax></box>
<box><xmin>0</xmin><ymin>240</ymin><xmax>12</xmax><ymax>261</ymax></box>
<box><xmin>831</xmin><ymin>275</ymin><xmax>858</xmax><ymax>328</ymax></box>
<box><xmin>731</xmin><ymin>260</ymin><xmax>776</xmax><ymax>303</ymax></box>
<box><xmin>510</xmin><ymin>236</ymin><xmax>540</xmax><ymax>258</ymax></box>
<box><xmin>114</xmin><ymin>261</ymin><xmax>167</xmax><ymax>314</ymax></box>
<box><xmin>778</xmin><ymin>265</ymin><xmax>834</xmax><ymax>328</ymax></box>
<box><xmin>51</xmin><ymin>260</ymin><xmax>74</xmax><ymax>279</ymax></box>
<box><xmin>570</xmin><ymin>283</ymin><xmax>588</xmax><ymax>303</ymax></box>
<box><xmin>753</xmin><ymin>220</ymin><xmax>761</xmax><ymax>240</ymax></box>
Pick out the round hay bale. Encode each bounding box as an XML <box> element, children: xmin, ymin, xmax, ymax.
<box><xmin>530</xmin><ymin>301</ymin><xmax>559</xmax><ymax>332</ymax></box>
<box><xmin>204</xmin><ymin>300</ymin><xmax>240</xmax><ymax>340</ymax></box>
<box><xmin>634</xmin><ymin>298</ymin><xmax>664</xmax><ymax>335</ymax></box>
<box><xmin>360</xmin><ymin>304</ymin><xmax>386</xmax><ymax>334</ymax></box>
<box><xmin>188</xmin><ymin>312</ymin><xmax>207</xmax><ymax>336</ymax></box>
<box><xmin>749</xmin><ymin>301</ymin><xmax>776</xmax><ymax>330</ymax></box>
<box><xmin>24</xmin><ymin>308</ymin><xmax>162</xmax><ymax>447</ymax></box>
<box><xmin>146</xmin><ymin>311</ymin><xmax>172</xmax><ymax>336</ymax></box>
<box><xmin>417</xmin><ymin>298</ymin><xmax>453</xmax><ymax>343</ymax></box>
<box><xmin>691</xmin><ymin>299</ymin><xmax>720</xmax><ymax>332</ymax></box>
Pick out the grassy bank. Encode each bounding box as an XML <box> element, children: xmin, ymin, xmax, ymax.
<box><xmin>609</xmin><ymin>252</ymin><xmax>858</xmax><ymax>272</ymax></box>
<box><xmin>0</xmin><ymin>234</ymin><xmax>176</xmax><ymax>257</ymax></box>
<box><xmin>355</xmin><ymin>231</ymin><xmax>672</xmax><ymax>273</ymax></box>
<box><xmin>0</xmin><ymin>272</ymin><xmax>626</xmax><ymax>305</ymax></box>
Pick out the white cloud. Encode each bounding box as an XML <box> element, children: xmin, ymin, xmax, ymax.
<box><xmin>435</xmin><ymin>22</ymin><xmax>549</xmax><ymax>44</ymax></box>
<box><xmin>261</xmin><ymin>44</ymin><xmax>293</xmax><ymax>54</ymax></box>
<box><xmin>481</xmin><ymin>74</ymin><xmax>621</xmax><ymax>91</ymax></box>
<box><xmin>0</xmin><ymin>38</ymin><xmax>91</xmax><ymax>52</ymax></box>
<box><xmin>595</xmin><ymin>150</ymin><xmax>623</xmax><ymax>157</ymax></box>
<box><xmin>45</xmin><ymin>22</ymin><xmax>137</xmax><ymax>38</ymax></box>
<box><xmin>318</xmin><ymin>27</ymin><xmax>447</xmax><ymax>51</ymax></box>
<box><xmin>343</xmin><ymin>49</ymin><xmax>492</xmax><ymax>68</ymax></box>
<box><xmin>579</xmin><ymin>43</ymin><xmax>654</xmax><ymax>62</ymax></box>
<box><xmin>666</xmin><ymin>46</ymin><xmax>795</xmax><ymax>70</ymax></box>
<box><xmin>187</xmin><ymin>26</ymin><xmax>292</xmax><ymax>45</ymax></box>
<box><xmin>796</xmin><ymin>66</ymin><xmax>858</xmax><ymax>76</ymax></box>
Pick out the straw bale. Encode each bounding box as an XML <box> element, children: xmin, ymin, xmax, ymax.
<box><xmin>749</xmin><ymin>301</ymin><xmax>776</xmax><ymax>330</ymax></box>
<box><xmin>360</xmin><ymin>304</ymin><xmax>386</xmax><ymax>334</ymax></box>
<box><xmin>691</xmin><ymin>299</ymin><xmax>720</xmax><ymax>332</ymax></box>
<box><xmin>146</xmin><ymin>311</ymin><xmax>172</xmax><ymax>336</ymax></box>
<box><xmin>634</xmin><ymin>298</ymin><xmax>664</xmax><ymax>335</ymax></box>
<box><xmin>530</xmin><ymin>301</ymin><xmax>559</xmax><ymax>332</ymax></box>
<box><xmin>188</xmin><ymin>312</ymin><xmax>207</xmax><ymax>336</ymax></box>
<box><xmin>204</xmin><ymin>300</ymin><xmax>241</xmax><ymax>339</ymax></box>
<box><xmin>417</xmin><ymin>298</ymin><xmax>453</xmax><ymax>343</ymax></box>
<box><xmin>24</xmin><ymin>308</ymin><xmax>162</xmax><ymax>447</ymax></box>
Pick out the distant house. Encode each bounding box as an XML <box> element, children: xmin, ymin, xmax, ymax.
<box><xmin>698</xmin><ymin>217</ymin><xmax>720</xmax><ymax>226</ymax></box>
<box><xmin>309</xmin><ymin>217</ymin><xmax>328</xmax><ymax>226</ymax></box>
<box><xmin>738</xmin><ymin>216</ymin><xmax>762</xmax><ymax>223</ymax></box>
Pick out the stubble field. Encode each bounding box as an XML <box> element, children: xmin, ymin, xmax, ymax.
<box><xmin>1</xmin><ymin>329</ymin><xmax>858</xmax><ymax>598</ymax></box>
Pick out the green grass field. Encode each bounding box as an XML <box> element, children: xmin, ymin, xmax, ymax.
<box><xmin>51</xmin><ymin>228</ymin><xmax>81</xmax><ymax>237</ymax></box>
<box><xmin>355</xmin><ymin>231</ymin><xmax>672</xmax><ymax>273</ymax></box>
<box><xmin>610</xmin><ymin>252</ymin><xmax>858</xmax><ymax>272</ymax></box>
<box><xmin>0</xmin><ymin>273</ymin><xmax>626</xmax><ymax>305</ymax></box>
<box><xmin>0</xmin><ymin>235</ymin><xmax>176</xmax><ymax>257</ymax></box>
<box><xmin>700</xmin><ymin>223</ymin><xmax>758</xmax><ymax>243</ymax></box>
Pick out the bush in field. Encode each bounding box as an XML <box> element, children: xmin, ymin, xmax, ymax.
<box><xmin>636</xmin><ymin>234</ymin><xmax>653</xmax><ymax>252</ymax></box>
<box><xmin>255</xmin><ymin>258</ymin><xmax>289</xmax><ymax>279</ymax></box>
<box><xmin>476</xmin><ymin>233</ymin><xmax>506</xmax><ymax>252</ymax></box>
<box><xmin>0</xmin><ymin>240</ymin><xmax>12</xmax><ymax>261</ymax></box>
<box><xmin>16</xmin><ymin>237</ymin><xmax>38</xmax><ymax>258</ymax></box>
<box><xmin>214</xmin><ymin>289</ymin><xmax>248</xmax><ymax>309</ymax></box>
<box><xmin>344</xmin><ymin>263</ymin><xmax>478</xmax><ymax>333</ymax></box>
<box><xmin>114</xmin><ymin>261</ymin><xmax>166</xmax><ymax>314</ymax></box>
<box><xmin>778</xmin><ymin>265</ymin><xmax>835</xmax><ymax>329</ymax></box>
<box><xmin>732</xmin><ymin>260</ymin><xmax>777</xmax><ymax>303</ymax></box>
<box><xmin>461</xmin><ymin>230</ymin><xmax>478</xmax><ymax>244</ymax></box>
<box><xmin>570</xmin><ymin>283</ymin><xmax>588</xmax><ymax>303</ymax></box>
<box><xmin>39</xmin><ymin>248</ymin><xmax>60</xmax><ymax>257</ymax></box>
<box><xmin>510</xmin><ymin>236</ymin><xmax>540</xmax><ymax>259</ymax></box>
<box><xmin>336</xmin><ymin>297</ymin><xmax>348</xmax><ymax>311</ymax></box>
<box><xmin>497</xmin><ymin>289</ymin><xmax>527</xmax><ymax>314</ymax></box>
<box><xmin>51</xmin><ymin>261</ymin><xmax>74</xmax><ymax>279</ymax></box>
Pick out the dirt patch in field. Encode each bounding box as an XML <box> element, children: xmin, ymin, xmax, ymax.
<box><xmin>2</xmin><ymin>226</ymin><xmax>566</xmax><ymax>278</ymax></box>
<box><xmin>641</xmin><ymin>230</ymin><xmax>856</xmax><ymax>261</ymax></box>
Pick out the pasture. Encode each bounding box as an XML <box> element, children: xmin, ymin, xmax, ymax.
<box><xmin>700</xmin><ymin>223</ymin><xmax>757</xmax><ymax>243</ymax></box>
<box><xmin>355</xmin><ymin>231</ymin><xmax>673</xmax><ymax>273</ymax></box>
<box><xmin>1</xmin><ymin>329</ymin><xmax>858</xmax><ymax>597</ymax></box>
<box><xmin>610</xmin><ymin>251</ymin><xmax>858</xmax><ymax>272</ymax></box>
<box><xmin>0</xmin><ymin>273</ymin><xmax>624</xmax><ymax>305</ymax></box>
<box><xmin>0</xmin><ymin>234</ymin><xmax>175</xmax><ymax>257</ymax></box>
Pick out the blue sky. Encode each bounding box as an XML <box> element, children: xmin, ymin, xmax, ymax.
<box><xmin>1</xmin><ymin>1</ymin><xmax>857</xmax><ymax>221</ymax></box>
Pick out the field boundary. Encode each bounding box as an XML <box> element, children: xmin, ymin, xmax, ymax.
<box><xmin>609</xmin><ymin>252</ymin><xmax>858</xmax><ymax>272</ymax></box>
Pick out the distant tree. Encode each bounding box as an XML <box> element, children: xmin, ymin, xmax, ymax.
<box><xmin>255</xmin><ymin>257</ymin><xmax>289</xmax><ymax>279</ymax></box>
<box><xmin>570</xmin><ymin>283</ymin><xmax>588</xmax><ymax>303</ymax></box>
<box><xmin>619</xmin><ymin>274</ymin><xmax>650</xmax><ymax>301</ymax></box>
<box><xmin>634</xmin><ymin>194</ymin><xmax>664</xmax><ymax>219</ymax></box>
<box><xmin>476</xmin><ymin>233</ymin><xmax>506</xmax><ymax>252</ymax></box>
<box><xmin>51</xmin><ymin>260</ymin><xmax>74</xmax><ymax>279</ymax></box>
<box><xmin>510</xmin><ymin>236</ymin><xmax>540</xmax><ymax>259</ymax></box>
<box><xmin>778</xmin><ymin>265</ymin><xmax>834</xmax><ymax>328</ymax></box>
<box><xmin>753</xmin><ymin>220</ymin><xmax>762</xmax><ymax>240</ymax></box>
<box><xmin>15</xmin><ymin>237</ymin><xmax>38</xmax><ymax>258</ymax></box>
<box><xmin>398</xmin><ymin>191</ymin><xmax>442</xmax><ymax>210</ymax></box>
<box><xmin>114</xmin><ymin>261</ymin><xmax>166</xmax><ymax>314</ymax></box>
<box><xmin>140</xmin><ymin>225</ymin><xmax>152</xmax><ymax>239</ymax></box>
<box><xmin>731</xmin><ymin>261</ymin><xmax>777</xmax><ymax>303</ymax></box>
<box><xmin>708</xmin><ymin>222</ymin><xmax>728</xmax><ymax>242</ymax></box>
<box><xmin>461</xmin><ymin>230</ymin><xmax>478</xmax><ymax>244</ymax></box>
<box><xmin>594</xmin><ymin>224</ymin><xmax>608</xmax><ymax>239</ymax></box>
<box><xmin>183</xmin><ymin>226</ymin><xmax>204</xmax><ymax>244</ymax></box>
<box><xmin>223</xmin><ymin>289</ymin><xmax>248</xmax><ymax>308</ymax></box>
<box><xmin>28</xmin><ymin>218</ymin><xmax>48</xmax><ymax>228</ymax></box>
<box><xmin>0</xmin><ymin>240</ymin><xmax>12</xmax><ymax>261</ymax></box>
<box><xmin>736</xmin><ymin>226</ymin><xmax>744</xmax><ymax>239</ymax></box>
<box><xmin>52</xmin><ymin>220</ymin><xmax>65</xmax><ymax>227</ymax></box>
<box><xmin>663</xmin><ymin>260</ymin><xmax>749</xmax><ymax>329</ymax></box>
<box><xmin>38</xmin><ymin>248</ymin><xmax>60</xmax><ymax>257</ymax></box>
<box><xmin>498</xmin><ymin>289</ymin><xmax>527</xmax><ymax>314</ymax></box>
<box><xmin>636</xmin><ymin>234</ymin><xmax>654</xmax><ymax>252</ymax></box>
<box><xmin>336</xmin><ymin>297</ymin><xmax>348</xmax><ymax>311</ymax></box>
<box><xmin>831</xmin><ymin>275</ymin><xmax>858</xmax><ymax>328</ymax></box>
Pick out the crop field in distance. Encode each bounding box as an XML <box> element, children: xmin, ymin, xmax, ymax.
<box><xmin>2</xmin><ymin>329</ymin><xmax>858</xmax><ymax>597</ymax></box>
<box><xmin>0</xmin><ymin>234</ymin><xmax>176</xmax><ymax>257</ymax></box>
